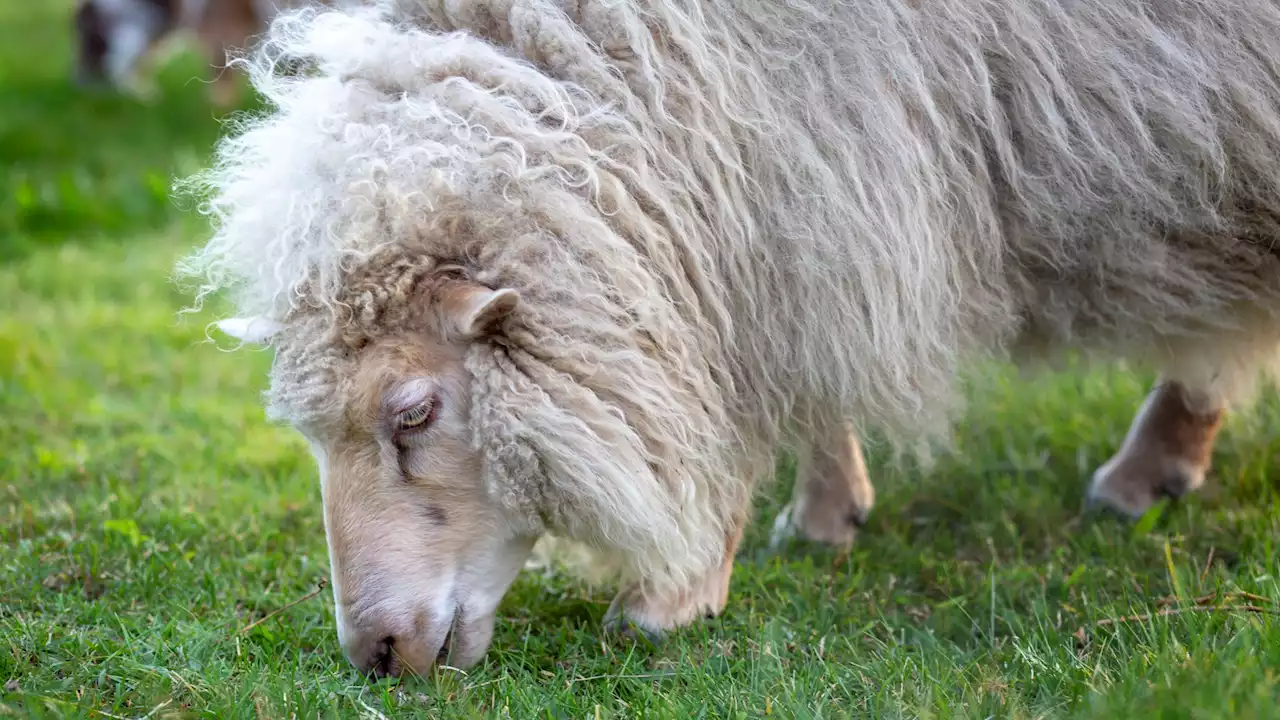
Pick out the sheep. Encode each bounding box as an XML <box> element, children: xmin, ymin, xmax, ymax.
<box><xmin>178</xmin><ymin>0</ymin><xmax>1280</xmax><ymax>676</ymax></box>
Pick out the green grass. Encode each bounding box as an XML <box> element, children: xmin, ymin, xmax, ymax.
<box><xmin>3</xmin><ymin>2</ymin><xmax>1280</xmax><ymax>718</ymax></box>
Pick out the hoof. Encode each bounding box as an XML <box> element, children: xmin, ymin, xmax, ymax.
<box><xmin>603</xmin><ymin>592</ymin><xmax>665</xmax><ymax>645</ymax></box>
<box><xmin>769</xmin><ymin>497</ymin><xmax>869</xmax><ymax>551</ymax></box>
<box><xmin>768</xmin><ymin>502</ymin><xmax>800</xmax><ymax>549</ymax></box>
<box><xmin>1087</xmin><ymin>455</ymin><xmax>1204</xmax><ymax>518</ymax></box>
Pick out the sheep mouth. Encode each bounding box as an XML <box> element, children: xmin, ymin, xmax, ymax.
<box><xmin>436</xmin><ymin>614</ymin><xmax>459</xmax><ymax>667</ymax></box>
<box><xmin>436</xmin><ymin>630</ymin><xmax>452</xmax><ymax>665</ymax></box>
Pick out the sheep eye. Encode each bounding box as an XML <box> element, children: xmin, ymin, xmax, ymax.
<box><xmin>396</xmin><ymin>399</ymin><xmax>436</xmax><ymax>433</ymax></box>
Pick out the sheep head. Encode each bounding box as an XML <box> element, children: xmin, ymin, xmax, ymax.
<box><xmin>221</xmin><ymin>258</ymin><xmax>540</xmax><ymax>677</ymax></box>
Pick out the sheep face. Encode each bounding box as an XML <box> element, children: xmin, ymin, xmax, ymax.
<box><xmin>223</xmin><ymin>281</ymin><xmax>535</xmax><ymax>677</ymax></box>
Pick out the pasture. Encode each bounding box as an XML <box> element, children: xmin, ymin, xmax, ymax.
<box><xmin>3</xmin><ymin>0</ymin><xmax>1280</xmax><ymax>716</ymax></box>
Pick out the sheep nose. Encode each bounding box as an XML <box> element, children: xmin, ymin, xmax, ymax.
<box><xmin>349</xmin><ymin>625</ymin><xmax>456</xmax><ymax>678</ymax></box>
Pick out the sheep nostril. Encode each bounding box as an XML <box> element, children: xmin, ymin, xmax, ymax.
<box><xmin>371</xmin><ymin>635</ymin><xmax>397</xmax><ymax>677</ymax></box>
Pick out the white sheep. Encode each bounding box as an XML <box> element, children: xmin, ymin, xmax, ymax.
<box><xmin>180</xmin><ymin>0</ymin><xmax>1280</xmax><ymax>675</ymax></box>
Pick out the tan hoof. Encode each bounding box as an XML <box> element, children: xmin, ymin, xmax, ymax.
<box><xmin>1088</xmin><ymin>379</ymin><xmax>1222</xmax><ymax>518</ymax></box>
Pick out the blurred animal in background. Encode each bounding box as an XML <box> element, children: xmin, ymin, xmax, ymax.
<box><xmin>71</xmin><ymin>0</ymin><xmax>357</xmax><ymax>107</ymax></box>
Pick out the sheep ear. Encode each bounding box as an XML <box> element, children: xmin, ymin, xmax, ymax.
<box><xmin>214</xmin><ymin>316</ymin><xmax>283</xmax><ymax>345</ymax></box>
<box><xmin>440</xmin><ymin>284</ymin><xmax>520</xmax><ymax>338</ymax></box>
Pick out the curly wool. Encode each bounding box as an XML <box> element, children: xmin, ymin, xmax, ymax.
<box><xmin>180</xmin><ymin>0</ymin><xmax>1280</xmax><ymax>589</ymax></box>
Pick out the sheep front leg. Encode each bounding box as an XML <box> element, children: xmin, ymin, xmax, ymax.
<box><xmin>1088</xmin><ymin>378</ymin><xmax>1225</xmax><ymax>517</ymax></box>
<box><xmin>770</xmin><ymin>421</ymin><xmax>875</xmax><ymax>549</ymax></box>
<box><xmin>604</xmin><ymin>525</ymin><xmax>743</xmax><ymax>641</ymax></box>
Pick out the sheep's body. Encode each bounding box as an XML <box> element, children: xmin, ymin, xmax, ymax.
<box><xmin>183</xmin><ymin>0</ymin><xmax>1280</xmax><ymax>595</ymax></box>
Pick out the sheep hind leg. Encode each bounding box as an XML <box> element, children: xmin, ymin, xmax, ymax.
<box><xmin>769</xmin><ymin>421</ymin><xmax>875</xmax><ymax>549</ymax></box>
<box><xmin>1087</xmin><ymin>377</ymin><xmax>1225</xmax><ymax>517</ymax></box>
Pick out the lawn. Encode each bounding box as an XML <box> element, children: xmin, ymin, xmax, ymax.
<box><xmin>3</xmin><ymin>1</ymin><xmax>1280</xmax><ymax>718</ymax></box>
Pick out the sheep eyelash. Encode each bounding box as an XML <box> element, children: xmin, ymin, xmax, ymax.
<box><xmin>392</xmin><ymin>397</ymin><xmax>437</xmax><ymax>482</ymax></box>
<box><xmin>399</xmin><ymin>403</ymin><xmax>431</xmax><ymax>428</ymax></box>
<box><xmin>394</xmin><ymin>397</ymin><xmax>438</xmax><ymax>436</ymax></box>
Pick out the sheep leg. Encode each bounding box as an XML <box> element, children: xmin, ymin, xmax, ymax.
<box><xmin>769</xmin><ymin>421</ymin><xmax>875</xmax><ymax>549</ymax></box>
<box><xmin>1087</xmin><ymin>378</ymin><xmax>1224</xmax><ymax>517</ymax></box>
<box><xmin>604</xmin><ymin>524</ymin><xmax>744</xmax><ymax>641</ymax></box>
